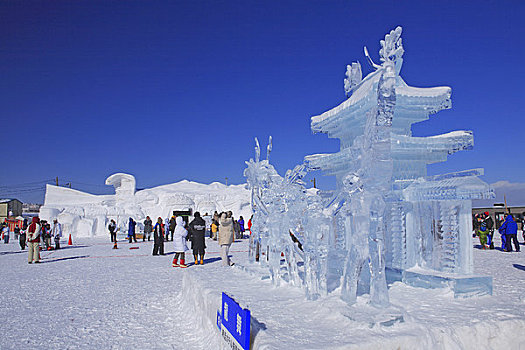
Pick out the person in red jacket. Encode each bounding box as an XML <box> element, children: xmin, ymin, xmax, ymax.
<box><xmin>247</xmin><ymin>215</ymin><xmax>253</xmax><ymax>235</ymax></box>
<box><xmin>27</xmin><ymin>217</ymin><xmax>41</xmax><ymax>264</ymax></box>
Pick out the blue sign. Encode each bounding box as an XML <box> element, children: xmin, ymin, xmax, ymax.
<box><xmin>220</xmin><ymin>292</ymin><xmax>251</xmax><ymax>350</ymax></box>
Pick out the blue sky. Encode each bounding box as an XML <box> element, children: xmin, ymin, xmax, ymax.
<box><xmin>1</xmin><ymin>0</ymin><xmax>524</xmax><ymax>204</ymax></box>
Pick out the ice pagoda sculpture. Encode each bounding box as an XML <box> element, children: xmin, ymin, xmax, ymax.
<box><xmin>245</xmin><ymin>27</ymin><xmax>494</xmax><ymax>308</ymax></box>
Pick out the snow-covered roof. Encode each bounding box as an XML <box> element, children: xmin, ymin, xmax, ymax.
<box><xmin>0</xmin><ymin>198</ymin><xmax>19</xmax><ymax>204</ymax></box>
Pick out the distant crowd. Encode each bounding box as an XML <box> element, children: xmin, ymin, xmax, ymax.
<box><xmin>473</xmin><ymin>212</ymin><xmax>522</xmax><ymax>252</ymax></box>
<box><xmin>1</xmin><ymin>217</ymin><xmax>63</xmax><ymax>263</ymax></box>
<box><xmin>1</xmin><ymin>210</ymin><xmax>254</xmax><ymax>267</ymax></box>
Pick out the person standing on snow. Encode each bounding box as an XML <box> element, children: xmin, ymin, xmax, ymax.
<box><xmin>143</xmin><ymin>216</ymin><xmax>153</xmax><ymax>241</ymax></box>
<box><xmin>219</xmin><ymin>212</ymin><xmax>234</xmax><ymax>266</ymax></box>
<box><xmin>153</xmin><ymin>217</ymin><xmax>165</xmax><ymax>256</ymax></box>
<box><xmin>18</xmin><ymin>225</ymin><xmax>26</xmax><ymax>250</ymax></box>
<box><xmin>238</xmin><ymin>216</ymin><xmax>245</xmax><ymax>238</ymax></box>
<box><xmin>168</xmin><ymin>216</ymin><xmax>177</xmax><ymax>241</ymax></box>
<box><xmin>108</xmin><ymin>219</ymin><xmax>117</xmax><ymax>243</ymax></box>
<box><xmin>483</xmin><ymin>212</ymin><xmax>494</xmax><ymax>249</ymax></box>
<box><xmin>128</xmin><ymin>218</ymin><xmax>137</xmax><ymax>243</ymax></box>
<box><xmin>27</xmin><ymin>217</ymin><xmax>41</xmax><ymax>264</ymax></box>
<box><xmin>188</xmin><ymin>212</ymin><xmax>206</xmax><ymax>265</ymax></box>
<box><xmin>41</xmin><ymin>221</ymin><xmax>51</xmax><ymax>250</ymax></box>
<box><xmin>51</xmin><ymin>219</ymin><xmax>62</xmax><ymax>250</ymax></box>
<box><xmin>164</xmin><ymin>217</ymin><xmax>170</xmax><ymax>241</ymax></box>
<box><xmin>211</xmin><ymin>219</ymin><xmax>219</xmax><ymax>240</ymax></box>
<box><xmin>2</xmin><ymin>224</ymin><xmax>10</xmax><ymax>244</ymax></box>
<box><xmin>499</xmin><ymin>214</ymin><xmax>520</xmax><ymax>252</ymax></box>
<box><xmin>172</xmin><ymin>216</ymin><xmax>189</xmax><ymax>268</ymax></box>
<box><xmin>247</xmin><ymin>214</ymin><xmax>253</xmax><ymax>236</ymax></box>
<box><xmin>476</xmin><ymin>222</ymin><xmax>489</xmax><ymax>249</ymax></box>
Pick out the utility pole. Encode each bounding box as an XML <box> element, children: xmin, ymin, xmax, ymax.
<box><xmin>55</xmin><ymin>177</ymin><xmax>59</xmax><ymax>186</ymax></box>
<box><xmin>311</xmin><ymin>177</ymin><xmax>316</xmax><ymax>188</ymax></box>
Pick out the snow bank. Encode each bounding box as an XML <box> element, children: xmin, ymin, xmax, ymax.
<box><xmin>179</xmin><ymin>238</ymin><xmax>525</xmax><ymax>349</ymax></box>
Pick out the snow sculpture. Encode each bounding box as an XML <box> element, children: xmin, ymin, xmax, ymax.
<box><xmin>40</xmin><ymin>174</ymin><xmax>251</xmax><ymax>237</ymax></box>
<box><xmin>245</xmin><ymin>27</ymin><xmax>494</xmax><ymax>308</ymax></box>
<box><xmin>105</xmin><ymin>173</ymin><xmax>136</xmax><ymax>200</ymax></box>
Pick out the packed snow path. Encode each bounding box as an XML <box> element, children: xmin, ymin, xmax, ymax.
<box><xmin>0</xmin><ymin>236</ymin><xmax>239</xmax><ymax>350</ymax></box>
<box><xmin>1</xmin><ymin>235</ymin><xmax>525</xmax><ymax>349</ymax></box>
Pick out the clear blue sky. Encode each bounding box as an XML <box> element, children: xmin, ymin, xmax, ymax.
<box><xmin>1</xmin><ymin>0</ymin><xmax>524</xmax><ymax>203</ymax></box>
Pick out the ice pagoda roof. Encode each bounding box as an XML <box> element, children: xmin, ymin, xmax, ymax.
<box><xmin>310</xmin><ymin>69</ymin><xmax>451</xmax><ymax>142</ymax></box>
<box><xmin>304</xmin><ymin>130</ymin><xmax>473</xmax><ymax>177</ymax></box>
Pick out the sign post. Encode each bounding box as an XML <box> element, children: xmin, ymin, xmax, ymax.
<box><xmin>218</xmin><ymin>292</ymin><xmax>251</xmax><ymax>350</ymax></box>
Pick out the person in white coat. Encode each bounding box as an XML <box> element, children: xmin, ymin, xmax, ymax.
<box><xmin>51</xmin><ymin>219</ymin><xmax>62</xmax><ymax>250</ymax></box>
<box><xmin>219</xmin><ymin>212</ymin><xmax>234</xmax><ymax>266</ymax></box>
<box><xmin>172</xmin><ymin>216</ymin><xmax>189</xmax><ymax>268</ymax></box>
<box><xmin>2</xmin><ymin>224</ymin><xmax>9</xmax><ymax>244</ymax></box>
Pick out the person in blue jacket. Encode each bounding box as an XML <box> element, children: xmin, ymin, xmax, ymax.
<box><xmin>499</xmin><ymin>214</ymin><xmax>520</xmax><ymax>252</ymax></box>
<box><xmin>128</xmin><ymin>218</ymin><xmax>137</xmax><ymax>243</ymax></box>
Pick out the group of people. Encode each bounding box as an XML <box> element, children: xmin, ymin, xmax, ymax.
<box><xmin>209</xmin><ymin>213</ymin><xmax>247</xmax><ymax>241</ymax></box>
<box><xmin>474</xmin><ymin>212</ymin><xmax>522</xmax><ymax>252</ymax></box>
<box><xmin>1</xmin><ymin>217</ymin><xmax>63</xmax><ymax>263</ymax></box>
<box><xmin>111</xmin><ymin>210</ymin><xmax>251</xmax><ymax>268</ymax></box>
<box><xmin>17</xmin><ymin>217</ymin><xmax>63</xmax><ymax>264</ymax></box>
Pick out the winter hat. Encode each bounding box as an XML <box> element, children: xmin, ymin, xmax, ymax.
<box><xmin>484</xmin><ymin>212</ymin><xmax>489</xmax><ymax>216</ymax></box>
<box><xmin>194</xmin><ymin>212</ymin><xmax>201</xmax><ymax>218</ymax></box>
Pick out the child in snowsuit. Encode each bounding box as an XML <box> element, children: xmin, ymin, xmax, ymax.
<box><xmin>172</xmin><ymin>216</ymin><xmax>189</xmax><ymax>268</ymax></box>
<box><xmin>211</xmin><ymin>220</ymin><xmax>218</xmax><ymax>240</ymax></box>
<box><xmin>477</xmin><ymin>223</ymin><xmax>489</xmax><ymax>249</ymax></box>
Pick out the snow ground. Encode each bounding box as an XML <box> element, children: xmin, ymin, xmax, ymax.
<box><xmin>1</xmin><ymin>234</ymin><xmax>525</xmax><ymax>349</ymax></box>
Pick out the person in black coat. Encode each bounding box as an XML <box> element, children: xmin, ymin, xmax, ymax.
<box><xmin>188</xmin><ymin>212</ymin><xmax>206</xmax><ymax>265</ymax></box>
<box><xmin>483</xmin><ymin>212</ymin><xmax>494</xmax><ymax>249</ymax></box>
<box><xmin>168</xmin><ymin>216</ymin><xmax>176</xmax><ymax>241</ymax></box>
<box><xmin>153</xmin><ymin>217</ymin><xmax>165</xmax><ymax>255</ymax></box>
<box><xmin>17</xmin><ymin>226</ymin><xmax>26</xmax><ymax>250</ymax></box>
<box><xmin>143</xmin><ymin>216</ymin><xmax>153</xmax><ymax>241</ymax></box>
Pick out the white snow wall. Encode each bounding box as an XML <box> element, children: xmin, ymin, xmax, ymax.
<box><xmin>39</xmin><ymin>176</ymin><xmax>252</xmax><ymax>238</ymax></box>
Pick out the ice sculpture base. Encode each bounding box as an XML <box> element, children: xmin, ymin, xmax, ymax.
<box><xmin>341</xmin><ymin>304</ymin><xmax>405</xmax><ymax>328</ymax></box>
<box><xmin>386</xmin><ymin>267</ymin><xmax>493</xmax><ymax>298</ymax></box>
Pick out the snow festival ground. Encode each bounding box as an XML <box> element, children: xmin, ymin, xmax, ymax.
<box><xmin>1</xmin><ymin>235</ymin><xmax>525</xmax><ymax>350</ymax></box>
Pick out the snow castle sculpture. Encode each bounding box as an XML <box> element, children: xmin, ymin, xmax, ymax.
<box><xmin>39</xmin><ymin>173</ymin><xmax>251</xmax><ymax>237</ymax></box>
<box><xmin>245</xmin><ymin>27</ymin><xmax>494</xmax><ymax>307</ymax></box>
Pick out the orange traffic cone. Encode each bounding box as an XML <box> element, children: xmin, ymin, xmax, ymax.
<box><xmin>68</xmin><ymin>234</ymin><xmax>72</xmax><ymax>246</ymax></box>
<box><xmin>113</xmin><ymin>240</ymin><xmax>118</xmax><ymax>249</ymax></box>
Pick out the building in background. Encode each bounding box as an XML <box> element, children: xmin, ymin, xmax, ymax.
<box><xmin>22</xmin><ymin>203</ymin><xmax>42</xmax><ymax>218</ymax></box>
<box><xmin>0</xmin><ymin>198</ymin><xmax>22</xmax><ymax>222</ymax></box>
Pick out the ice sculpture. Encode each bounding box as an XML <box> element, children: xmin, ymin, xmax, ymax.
<box><xmin>245</xmin><ymin>27</ymin><xmax>494</xmax><ymax>308</ymax></box>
